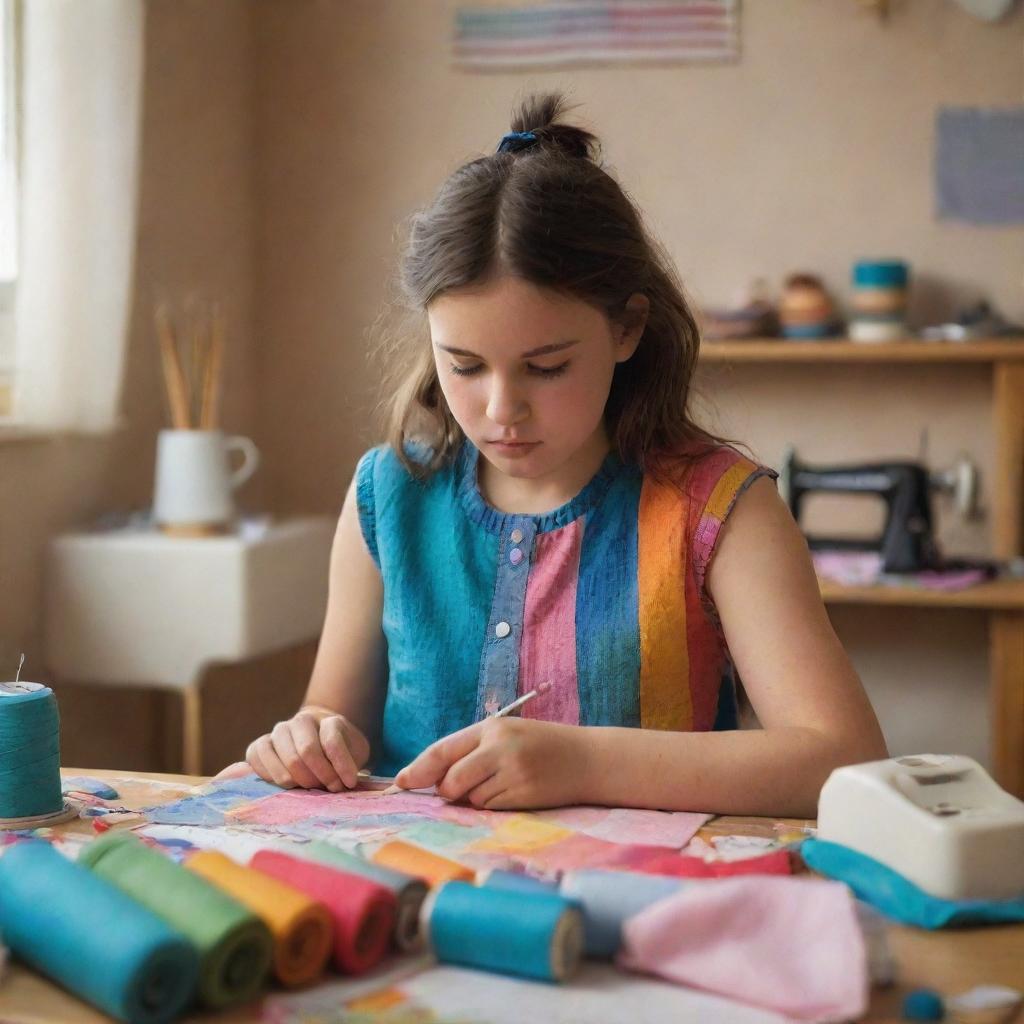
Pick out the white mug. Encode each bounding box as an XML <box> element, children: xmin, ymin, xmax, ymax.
<box><xmin>153</xmin><ymin>429</ymin><xmax>260</xmax><ymax>528</ymax></box>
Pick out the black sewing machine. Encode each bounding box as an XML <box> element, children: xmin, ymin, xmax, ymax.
<box><xmin>779</xmin><ymin>446</ymin><xmax>979</xmax><ymax>574</ymax></box>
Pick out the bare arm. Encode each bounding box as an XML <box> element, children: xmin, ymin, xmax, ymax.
<box><xmin>301</xmin><ymin>477</ymin><xmax>388</xmax><ymax>743</ymax></box>
<box><xmin>398</xmin><ymin>477</ymin><xmax>887</xmax><ymax>816</ymax></box>
<box><xmin>222</xmin><ymin>476</ymin><xmax>388</xmax><ymax>789</ymax></box>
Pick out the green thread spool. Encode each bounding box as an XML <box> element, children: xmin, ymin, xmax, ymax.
<box><xmin>0</xmin><ymin>681</ymin><xmax>73</xmax><ymax>827</ymax></box>
<box><xmin>79</xmin><ymin>832</ymin><xmax>273</xmax><ymax>1009</ymax></box>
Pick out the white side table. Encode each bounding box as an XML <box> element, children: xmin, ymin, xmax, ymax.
<box><xmin>45</xmin><ymin>517</ymin><xmax>334</xmax><ymax>774</ymax></box>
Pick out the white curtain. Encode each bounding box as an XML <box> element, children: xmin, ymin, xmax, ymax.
<box><xmin>13</xmin><ymin>0</ymin><xmax>144</xmax><ymax>432</ymax></box>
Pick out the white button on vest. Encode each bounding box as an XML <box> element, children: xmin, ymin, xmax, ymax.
<box><xmin>495</xmin><ymin>621</ymin><xmax>511</xmax><ymax>638</ymax></box>
<box><xmin>510</xmin><ymin>528</ymin><xmax>524</xmax><ymax>544</ymax></box>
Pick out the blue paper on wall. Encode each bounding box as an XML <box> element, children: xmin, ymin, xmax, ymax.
<box><xmin>935</xmin><ymin>107</ymin><xmax>1024</xmax><ymax>224</ymax></box>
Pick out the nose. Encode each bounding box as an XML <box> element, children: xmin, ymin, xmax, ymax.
<box><xmin>485</xmin><ymin>375</ymin><xmax>529</xmax><ymax>427</ymax></box>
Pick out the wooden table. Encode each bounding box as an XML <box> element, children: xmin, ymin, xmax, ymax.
<box><xmin>1</xmin><ymin>769</ymin><xmax>1021</xmax><ymax>1024</ymax></box>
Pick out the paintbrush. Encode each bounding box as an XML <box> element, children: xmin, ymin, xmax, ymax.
<box><xmin>381</xmin><ymin>682</ymin><xmax>552</xmax><ymax>796</ymax></box>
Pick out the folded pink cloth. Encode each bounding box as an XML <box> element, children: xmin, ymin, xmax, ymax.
<box><xmin>617</xmin><ymin>875</ymin><xmax>868</xmax><ymax>1021</ymax></box>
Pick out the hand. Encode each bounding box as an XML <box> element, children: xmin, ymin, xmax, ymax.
<box><xmin>394</xmin><ymin>717</ymin><xmax>588</xmax><ymax>810</ymax></box>
<box><xmin>243</xmin><ymin>708</ymin><xmax>369</xmax><ymax>791</ymax></box>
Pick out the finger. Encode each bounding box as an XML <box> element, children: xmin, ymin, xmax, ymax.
<box><xmin>290</xmin><ymin>714</ymin><xmax>344</xmax><ymax>791</ymax></box>
<box><xmin>245</xmin><ymin>742</ymin><xmax>277</xmax><ymax>787</ymax></box>
<box><xmin>320</xmin><ymin>717</ymin><xmax>359</xmax><ymax>789</ymax></box>
<box><xmin>436</xmin><ymin>746</ymin><xmax>498</xmax><ymax>803</ymax></box>
<box><xmin>250</xmin><ymin>735</ymin><xmax>297</xmax><ymax>789</ymax></box>
<box><xmin>212</xmin><ymin>761</ymin><xmax>253</xmax><ymax>782</ymax></box>
<box><xmin>271</xmin><ymin>723</ymin><xmax>321</xmax><ymax>789</ymax></box>
<box><xmin>395</xmin><ymin>723</ymin><xmax>484</xmax><ymax>791</ymax></box>
<box><xmin>481</xmin><ymin>787</ymin><xmax>516</xmax><ymax>810</ymax></box>
<box><xmin>466</xmin><ymin>773</ymin><xmax>506</xmax><ymax>809</ymax></box>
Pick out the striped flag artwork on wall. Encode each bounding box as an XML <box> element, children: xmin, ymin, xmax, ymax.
<box><xmin>453</xmin><ymin>1</ymin><xmax>740</xmax><ymax>70</ymax></box>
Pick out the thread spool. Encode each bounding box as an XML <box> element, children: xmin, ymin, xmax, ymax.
<box><xmin>185</xmin><ymin>850</ymin><xmax>332</xmax><ymax>988</ymax></box>
<box><xmin>0</xmin><ymin>840</ymin><xmax>199</xmax><ymax>1024</ymax></box>
<box><xmin>295</xmin><ymin>841</ymin><xmax>427</xmax><ymax>951</ymax></box>
<box><xmin>250</xmin><ymin>849</ymin><xmax>395</xmax><ymax>975</ymax></box>
<box><xmin>372</xmin><ymin>840</ymin><xmax>475</xmax><ymax>886</ymax></box>
<box><xmin>480</xmin><ymin>868</ymin><xmax>560</xmax><ymax>896</ymax></box>
<box><xmin>79</xmin><ymin>832</ymin><xmax>272</xmax><ymax>1009</ymax></box>
<box><xmin>560</xmin><ymin>869</ymin><xmax>689</xmax><ymax>958</ymax></box>
<box><xmin>421</xmin><ymin>881</ymin><xmax>584</xmax><ymax>983</ymax></box>
<box><xmin>0</xmin><ymin>681</ymin><xmax>77</xmax><ymax>828</ymax></box>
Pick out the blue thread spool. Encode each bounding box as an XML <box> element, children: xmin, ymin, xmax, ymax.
<box><xmin>421</xmin><ymin>881</ymin><xmax>584</xmax><ymax>982</ymax></box>
<box><xmin>480</xmin><ymin>868</ymin><xmax>560</xmax><ymax>896</ymax></box>
<box><xmin>0</xmin><ymin>681</ymin><xmax>76</xmax><ymax>827</ymax></box>
<box><xmin>0</xmin><ymin>840</ymin><xmax>199</xmax><ymax>1024</ymax></box>
<box><xmin>902</xmin><ymin>988</ymin><xmax>945</xmax><ymax>1020</ymax></box>
<box><xmin>560</xmin><ymin>869</ymin><xmax>689</xmax><ymax>958</ymax></box>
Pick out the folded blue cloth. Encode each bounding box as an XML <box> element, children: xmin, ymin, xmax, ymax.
<box><xmin>801</xmin><ymin>838</ymin><xmax>1024</xmax><ymax>929</ymax></box>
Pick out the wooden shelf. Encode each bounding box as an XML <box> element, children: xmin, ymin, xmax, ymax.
<box><xmin>819</xmin><ymin>576</ymin><xmax>1024</xmax><ymax>611</ymax></box>
<box><xmin>699</xmin><ymin>338</ymin><xmax>1024</xmax><ymax>363</ymax></box>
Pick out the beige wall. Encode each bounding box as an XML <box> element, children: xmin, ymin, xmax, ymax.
<box><xmin>0</xmin><ymin>0</ymin><xmax>259</xmax><ymax>767</ymax></box>
<box><xmin>2</xmin><ymin>2</ymin><xmax>1020</xmax><ymax>769</ymax></box>
<box><xmin>252</xmin><ymin>0</ymin><xmax>1023</xmax><ymax>767</ymax></box>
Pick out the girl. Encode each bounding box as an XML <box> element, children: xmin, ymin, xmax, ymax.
<box><xmin>222</xmin><ymin>95</ymin><xmax>887</xmax><ymax>817</ymax></box>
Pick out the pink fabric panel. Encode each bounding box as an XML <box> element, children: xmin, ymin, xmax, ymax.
<box><xmin>518</xmin><ymin>519</ymin><xmax>584</xmax><ymax>725</ymax></box>
<box><xmin>618</xmin><ymin>875</ymin><xmax>868</xmax><ymax>1021</ymax></box>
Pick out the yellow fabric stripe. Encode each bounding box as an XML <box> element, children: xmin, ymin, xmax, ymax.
<box><xmin>637</xmin><ymin>475</ymin><xmax>691</xmax><ymax>731</ymax></box>
<box><xmin>704</xmin><ymin>459</ymin><xmax>756</xmax><ymax>522</ymax></box>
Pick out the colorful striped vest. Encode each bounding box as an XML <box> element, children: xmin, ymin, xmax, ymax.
<box><xmin>356</xmin><ymin>440</ymin><xmax>775</xmax><ymax>775</ymax></box>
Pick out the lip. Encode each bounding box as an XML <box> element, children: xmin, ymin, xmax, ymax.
<box><xmin>488</xmin><ymin>440</ymin><xmax>540</xmax><ymax>455</ymax></box>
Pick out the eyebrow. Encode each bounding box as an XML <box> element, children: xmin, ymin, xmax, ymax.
<box><xmin>434</xmin><ymin>339</ymin><xmax>581</xmax><ymax>359</ymax></box>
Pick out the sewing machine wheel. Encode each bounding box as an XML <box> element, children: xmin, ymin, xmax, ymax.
<box><xmin>931</xmin><ymin>454</ymin><xmax>980</xmax><ymax>520</ymax></box>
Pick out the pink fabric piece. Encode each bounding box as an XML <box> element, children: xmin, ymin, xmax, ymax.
<box><xmin>518</xmin><ymin>519</ymin><xmax>584</xmax><ymax>724</ymax></box>
<box><xmin>609</xmin><ymin>846</ymin><xmax>793</xmax><ymax>878</ymax></box>
<box><xmin>618</xmin><ymin>875</ymin><xmax>868</xmax><ymax>1022</ymax></box>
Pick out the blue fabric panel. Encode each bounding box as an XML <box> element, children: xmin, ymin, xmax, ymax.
<box><xmin>474</xmin><ymin>517</ymin><xmax>538</xmax><ymax>720</ymax></box>
<box><xmin>574</xmin><ymin>464</ymin><xmax>643</xmax><ymax>727</ymax></box>
<box><xmin>363</xmin><ymin>446</ymin><xmax>499</xmax><ymax>775</ymax></box>
<box><xmin>936</xmin><ymin>107</ymin><xmax>1024</xmax><ymax>225</ymax></box>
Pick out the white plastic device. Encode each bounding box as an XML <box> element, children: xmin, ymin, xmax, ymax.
<box><xmin>816</xmin><ymin>754</ymin><xmax>1024</xmax><ymax>901</ymax></box>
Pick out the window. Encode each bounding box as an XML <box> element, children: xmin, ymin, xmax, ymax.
<box><xmin>0</xmin><ymin>0</ymin><xmax>17</xmax><ymax>403</ymax></box>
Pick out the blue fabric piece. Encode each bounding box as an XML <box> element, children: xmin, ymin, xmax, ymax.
<box><xmin>936</xmin><ymin>107</ymin><xmax>1024</xmax><ymax>225</ymax></box>
<box><xmin>801</xmin><ymin>838</ymin><xmax>1024</xmax><ymax>929</ymax></box>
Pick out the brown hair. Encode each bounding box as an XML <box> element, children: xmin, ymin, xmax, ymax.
<box><xmin>376</xmin><ymin>93</ymin><xmax>725</xmax><ymax>479</ymax></box>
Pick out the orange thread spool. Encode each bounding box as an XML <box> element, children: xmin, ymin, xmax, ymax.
<box><xmin>186</xmin><ymin>850</ymin><xmax>332</xmax><ymax>988</ymax></box>
<box><xmin>372</xmin><ymin>841</ymin><xmax>475</xmax><ymax>886</ymax></box>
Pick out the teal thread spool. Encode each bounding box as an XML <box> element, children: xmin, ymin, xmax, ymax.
<box><xmin>0</xmin><ymin>680</ymin><xmax>75</xmax><ymax>827</ymax></box>
<box><xmin>79</xmin><ymin>832</ymin><xmax>273</xmax><ymax>1009</ymax></box>
<box><xmin>421</xmin><ymin>881</ymin><xmax>584</xmax><ymax>982</ymax></box>
<box><xmin>0</xmin><ymin>840</ymin><xmax>198</xmax><ymax>1024</ymax></box>
<box><xmin>297</xmin><ymin>840</ymin><xmax>428</xmax><ymax>951</ymax></box>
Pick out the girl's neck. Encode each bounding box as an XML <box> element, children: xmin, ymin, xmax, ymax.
<box><xmin>476</xmin><ymin>429</ymin><xmax>612</xmax><ymax>515</ymax></box>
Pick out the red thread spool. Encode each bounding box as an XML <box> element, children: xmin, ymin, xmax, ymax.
<box><xmin>249</xmin><ymin>850</ymin><xmax>395</xmax><ymax>975</ymax></box>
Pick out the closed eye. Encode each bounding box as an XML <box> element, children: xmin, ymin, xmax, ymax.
<box><xmin>449</xmin><ymin>363</ymin><xmax>483</xmax><ymax>377</ymax></box>
<box><xmin>448</xmin><ymin>361</ymin><xmax>569</xmax><ymax>379</ymax></box>
<box><xmin>527</xmin><ymin>361</ymin><xmax>569</xmax><ymax>378</ymax></box>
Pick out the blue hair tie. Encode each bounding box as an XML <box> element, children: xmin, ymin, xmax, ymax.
<box><xmin>496</xmin><ymin>130</ymin><xmax>538</xmax><ymax>154</ymax></box>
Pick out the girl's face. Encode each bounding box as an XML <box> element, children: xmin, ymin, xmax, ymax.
<box><xmin>428</xmin><ymin>276</ymin><xmax>646</xmax><ymax>496</ymax></box>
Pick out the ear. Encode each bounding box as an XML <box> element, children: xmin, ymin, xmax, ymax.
<box><xmin>613</xmin><ymin>293</ymin><xmax>649</xmax><ymax>363</ymax></box>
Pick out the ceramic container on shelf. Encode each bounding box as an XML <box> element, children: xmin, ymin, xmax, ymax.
<box><xmin>849</xmin><ymin>260</ymin><xmax>910</xmax><ymax>343</ymax></box>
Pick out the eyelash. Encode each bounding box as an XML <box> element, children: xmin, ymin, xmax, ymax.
<box><xmin>449</xmin><ymin>362</ymin><xmax>569</xmax><ymax>379</ymax></box>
